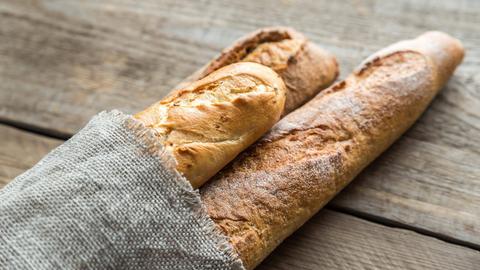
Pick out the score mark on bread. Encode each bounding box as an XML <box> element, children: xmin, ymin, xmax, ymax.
<box><xmin>135</xmin><ymin>62</ymin><xmax>286</xmax><ymax>188</ymax></box>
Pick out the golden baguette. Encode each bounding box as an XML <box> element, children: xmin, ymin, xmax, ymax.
<box><xmin>135</xmin><ymin>62</ymin><xmax>286</xmax><ymax>188</ymax></box>
<box><xmin>200</xmin><ymin>31</ymin><xmax>465</xmax><ymax>269</ymax></box>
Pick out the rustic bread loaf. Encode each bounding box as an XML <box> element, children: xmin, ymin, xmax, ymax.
<box><xmin>176</xmin><ymin>27</ymin><xmax>338</xmax><ymax>115</ymax></box>
<box><xmin>135</xmin><ymin>27</ymin><xmax>338</xmax><ymax>188</ymax></box>
<box><xmin>135</xmin><ymin>62</ymin><xmax>286</xmax><ymax>188</ymax></box>
<box><xmin>200</xmin><ymin>31</ymin><xmax>465</xmax><ymax>269</ymax></box>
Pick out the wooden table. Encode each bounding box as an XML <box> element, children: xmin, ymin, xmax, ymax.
<box><xmin>1</xmin><ymin>0</ymin><xmax>479</xmax><ymax>269</ymax></box>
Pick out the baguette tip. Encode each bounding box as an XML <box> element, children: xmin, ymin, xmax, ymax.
<box><xmin>356</xmin><ymin>31</ymin><xmax>465</xmax><ymax>83</ymax></box>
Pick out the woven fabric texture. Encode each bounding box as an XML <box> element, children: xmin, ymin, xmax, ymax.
<box><xmin>0</xmin><ymin>111</ymin><xmax>244</xmax><ymax>270</ymax></box>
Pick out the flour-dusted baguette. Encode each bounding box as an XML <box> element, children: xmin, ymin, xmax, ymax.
<box><xmin>135</xmin><ymin>27</ymin><xmax>338</xmax><ymax>188</ymax></box>
<box><xmin>135</xmin><ymin>62</ymin><xmax>286</xmax><ymax>188</ymax></box>
<box><xmin>200</xmin><ymin>31</ymin><xmax>465</xmax><ymax>269</ymax></box>
<box><xmin>176</xmin><ymin>27</ymin><xmax>338</xmax><ymax>115</ymax></box>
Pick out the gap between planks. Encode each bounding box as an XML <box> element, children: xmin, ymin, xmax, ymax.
<box><xmin>0</xmin><ymin>117</ymin><xmax>71</xmax><ymax>140</ymax></box>
<box><xmin>326</xmin><ymin>204</ymin><xmax>480</xmax><ymax>252</ymax></box>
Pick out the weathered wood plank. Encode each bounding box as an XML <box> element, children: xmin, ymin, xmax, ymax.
<box><xmin>1</xmin><ymin>126</ymin><xmax>478</xmax><ymax>269</ymax></box>
<box><xmin>0</xmin><ymin>125</ymin><xmax>61</xmax><ymax>188</ymax></box>
<box><xmin>258</xmin><ymin>210</ymin><xmax>479</xmax><ymax>270</ymax></box>
<box><xmin>1</xmin><ymin>0</ymin><xmax>478</xmax><ymax>135</ymax></box>
<box><xmin>0</xmin><ymin>0</ymin><xmax>479</xmax><ymax>250</ymax></box>
<box><xmin>332</xmin><ymin>133</ymin><xmax>480</xmax><ymax>247</ymax></box>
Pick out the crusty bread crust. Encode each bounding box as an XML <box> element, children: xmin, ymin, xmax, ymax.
<box><xmin>135</xmin><ymin>62</ymin><xmax>286</xmax><ymax>188</ymax></box>
<box><xmin>200</xmin><ymin>31</ymin><xmax>464</xmax><ymax>269</ymax></box>
<box><xmin>176</xmin><ymin>27</ymin><xmax>338</xmax><ymax>115</ymax></box>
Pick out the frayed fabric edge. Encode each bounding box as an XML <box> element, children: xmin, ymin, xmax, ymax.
<box><xmin>96</xmin><ymin>110</ymin><xmax>245</xmax><ymax>270</ymax></box>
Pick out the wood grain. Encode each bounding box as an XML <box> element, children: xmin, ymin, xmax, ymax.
<box><xmin>0</xmin><ymin>125</ymin><xmax>61</xmax><ymax>188</ymax></box>
<box><xmin>257</xmin><ymin>209</ymin><xmax>479</xmax><ymax>270</ymax></box>
<box><xmin>0</xmin><ymin>0</ymin><xmax>479</xmax><ymax>258</ymax></box>
<box><xmin>1</xmin><ymin>0</ymin><xmax>477</xmax><ymax>135</ymax></box>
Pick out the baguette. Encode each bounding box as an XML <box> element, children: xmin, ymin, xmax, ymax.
<box><xmin>200</xmin><ymin>31</ymin><xmax>465</xmax><ymax>269</ymax></box>
<box><xmin>135</xmin><ymin>62</ymin><xmax>286</xmax><ymax>188</ymax></box>
<box><xmin>175</xmin><ymin>27</ymin><xmax>338</xmax><ymax>115</ymax></box>
<box><xmin>135</xmin><ymin>27</ymin><xmax>338</xmax><ymax>187</ymax></box>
